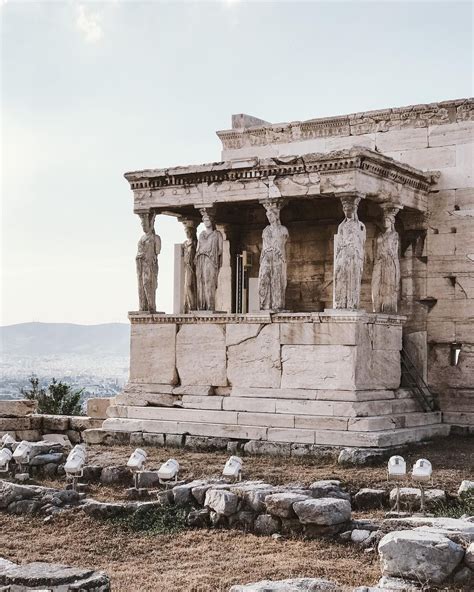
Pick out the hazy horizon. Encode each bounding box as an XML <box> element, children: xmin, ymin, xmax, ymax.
<box><xmin>2</xmin><ymin>0</ymin><xmax>473</xmax><ymax>326</ymax></box>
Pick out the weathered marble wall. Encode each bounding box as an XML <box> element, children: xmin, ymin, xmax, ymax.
<box><xmin>128</xmin><ymin>314</ymin><xmax>402</xmax><ymax>393</ymax></box>
<box><xmin>218</xmin><ymin>102</ymin><xmax>474</xmax><ymax>430</ymax></box>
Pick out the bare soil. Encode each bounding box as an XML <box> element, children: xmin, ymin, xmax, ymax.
<box><xmin>0</xmin><ymin>513</ymin><xmax>379</xmax><ymax>591</ymax></box>
<box><xmin>1</xmin><ymin>436</ymin><xmax>472</xmax><ymax>591</ymax></box>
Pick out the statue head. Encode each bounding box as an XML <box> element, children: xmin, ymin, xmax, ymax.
<box><xmin>183</xmin><ymin>220</ymin><xmax>197</xmax><ymax>240</ymax></box>
<box><xmin>200</xmin><ymin>208</ymin><xmax>215</xmax><ymax>231</ymax></box>
<box><xmin>265</xmin><ymin>205</ymin><xmax>280</xmax><ymax>225</ymax></box>
<box><xmin>139</xmin><ymin>212</ymin><xmax>155</xmax><ymax>233</ymax></box>
<box><xmin>263</xmin><ymin>199</ymin><xmax>282</xmax><ymax>226</ymax></box>
<box><xmin>341</xmin><ymin>196</ymin><xmax>361</xmax><ymax>220</ymax></box>
<box><xmin>382</xmin><ymin>208</ymin><xmax>398</xmax><ymax>232</ymax></box>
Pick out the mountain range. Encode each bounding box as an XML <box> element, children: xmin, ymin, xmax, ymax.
<box><xmin>0</xmin><ymin>322</ymin><xmax>130</xmax><ymax>357</ymax></box>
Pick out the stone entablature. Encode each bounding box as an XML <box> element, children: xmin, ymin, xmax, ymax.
<box><xmin>128</xmin><ymin>311</ymin><xmax>406</xmax><ymax>326</ymax></box>
<box><xmin>124</xmin><ymin>148</ymin><xmax>435</xmax><ymax>214</ymax></box>
<box><xmin>216</xmin><ymin>99</ymin><xmax>474</xmax><ymax>152</ymax></box>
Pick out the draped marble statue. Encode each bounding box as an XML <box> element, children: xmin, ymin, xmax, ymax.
<box><xmin>372</xmin><ymin>206</ymin><xmax>400</xmax><ymax>313</ymax></box>
<box><xmin>136</xmin><ymin>212</ymin><xmax>161</xmax><ymax>313</ymax></box>
<box><xmin>258</xmin><ymin>194</ymin><xmax>289</xmax><ymax>311</ymax></box>
<box><xmin>334</xmin><ymin>196</ymin><xmax>366</xmax><ymax>310</ymax></box>
<box><xmin>182</xmin><ymin>220</ymin><xmax>198</xmax><ymax>312</ymax></box>
<box><xmin>195</xmin><ymin>209</ymin><xmax>223</xmax><ymax>311</ymax></box>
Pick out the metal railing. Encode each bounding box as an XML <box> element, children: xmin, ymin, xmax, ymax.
<box><xmin>400</xmin><ymin>348</ymin><xmax>437</xmax><ymax>412</ymax></box>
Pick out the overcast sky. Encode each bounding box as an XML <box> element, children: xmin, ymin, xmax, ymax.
<box><xmin>1</xmin><ymin>0</ymin><xmax>472</xmax><ymax>326</ymax></box>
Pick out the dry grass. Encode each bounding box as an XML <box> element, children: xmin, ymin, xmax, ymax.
<box><xmin>0</xmin><ymin>512</ymin><xmax>379</xmax><ymax>591</ymax></box>
<box><xmin>1</xmin><ymin>436</ymin><xmax>472</xmax><ymax>591</ymax></box>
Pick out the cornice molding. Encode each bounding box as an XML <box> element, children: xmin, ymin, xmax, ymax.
<box><xmin>128</xmin><ymin>311</ymin><xmax>406</xmax><ymax>326</ymax></box>
<box><xmin>125</xmin><ymin>148</ymin><xmax>434</xmax><ymax>195</ymax></box>
<box><xmin>216</xmin><ymin>98</ymin><xmax>474</xmax><ymax>150</ymax></box>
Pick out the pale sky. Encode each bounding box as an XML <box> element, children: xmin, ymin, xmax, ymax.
<box><xmin>1</xmin><ymin>0</ymin><xmax>473</xmax><ymax>325</ymax></box>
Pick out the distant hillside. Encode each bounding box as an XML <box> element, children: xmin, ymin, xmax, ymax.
<box><xmin>0</xmin><ymin>322</ymin><xmax>130</xmax><ymax>357</ymax></box>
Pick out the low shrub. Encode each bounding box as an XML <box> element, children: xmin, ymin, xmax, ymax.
<box><xmin>110</xmin><ymin>505</ymin><xmax>189</xmax><ymax>535</ymax></box>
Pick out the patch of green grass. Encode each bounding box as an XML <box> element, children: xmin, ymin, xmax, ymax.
<box><xmin>110</xmin><ymin>505</ymin><xmax>190</xmax><ymax>535</ymax></box>
<box><xmin>432</xmin><ymin>493</ymin><xmax>474</xmax><ymax>519</ymax></box>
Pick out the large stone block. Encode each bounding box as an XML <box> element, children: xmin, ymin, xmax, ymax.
<box><xmin>0</xmin><ymin>399</ymin><xmax>37</xmax><ymax>417</ymax></box>
<box><xmin>227</xmin><ymin>323</ymin><xmax>281</xmax><ymax>388</ymax></box>
<box><xmin>428</xmin><ymin>121</ymin><xmax>474</xmax><ymax>147</ymax></box>
<box><xmin>265</xmin><ymin>492</ymin><xmax>310</xmax><ymax>518</ymax></box>
<box><xmin>176</xmin><ymin>324</ymin><xmax>227</xmax><ymax>387</ymax></box>
<box><xmin>378</xmin><ymin>530</ymin><xmax>464</xmax><ymax>584</ymax></box>
<box><xmin>114</xmin><ymin>389</ymin><xmax>176</xmax><ymax>407</ymax></box>
<box><xmin>0</xmin><ymin>417</ymin><xmax>32</xmax><ymax>431</ymax></box>
<box><xmin>376</xmin><ymin>127</ymin><xmax>428</xmax><ymax>151</ymax></box>
<box><xmin>390</xmin><ymin>146</ymin><xmax>456</xmax><ymax>170</ymax></box>
<box><xmin>125</xmin><ymin>406</ymin><xmax>239</xmax><ymax>425</ymax></box>
<box><xmin>86</xmin><ymin>398</ymin><xmax>114</xmax><ymax>418</ymax></box>
<box><xmin>281</xmin><ymin>345</ymin><xmax>356</xmax><ymax>390</ymax></box>
<box><xmin>355</xmin><ymin>349</ymin><xmax>401</xmax><ymax>390</ymax></box>
<box><xmin>180</xmin><ymin>395</ymin><xmax>223</xmax><ymax>410</ymax></box>
<box><xmin>293</xmin><ymin>498</ymin><xmax>351</xmax><ymax>525</ymax></box>
<box><xmin>279</xmin><ymin>322</ymin><xmax>359</xmax><ymax>346</ymax></box>
<box><xmin>237</xmin><ymin>412</ymin><xmax>295</xmax><ymax>428</ymax></box>
<box><xmin>372</xmin><ymin>324</ymin><xmax>402</xmax><ymax>351</ymax></box>
<box><xmin>223</xmin><ymin>397</ymin><xmax>277</xmax><ymax>413</ymax></box>
<box><xmin>436</xmin><ymin>143</ymin><xmax>473</xmax><ymax>190</ymax></box>
<box><xmin>130</xmin><ymin>323</ymin><xmax>178</xmax><ymax>385</ymax></box>
<box><xmin>176</xmin><ymin>421</ymin><xmax>267</xmax><ymax>440</ymax></box>
<box><xmin>267</xmin><ymin>427</ymin><xmax>315</xmax><ymax>444</ymax></box>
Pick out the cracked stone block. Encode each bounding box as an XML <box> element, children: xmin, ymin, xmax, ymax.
<box><xmin>227</xmin><ymin>324</ymin><xmax>281</xmax><ymax>388</ymax></box>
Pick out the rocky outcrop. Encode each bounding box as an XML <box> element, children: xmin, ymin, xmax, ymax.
<box><xmin>378</xmin><ymin>530</ymin><xmax>465</xmax><ymax>584</ymax></box>
<box><xmin>0</xmin><ymin>558</ymin><xmax>110</xmax><ymax>591</ymax></box>
<box><xmin>229</xmin><ymin>578</ymin><xmax>339</xmax><ymax>591</ymax></box>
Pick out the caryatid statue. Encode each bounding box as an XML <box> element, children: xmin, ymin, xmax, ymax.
<box><xmin>182</xmin><ymin>219</ymin><xmax>198</xmax><ymax>312</ymax></box>
<box><xmin>372</xmin><ymin>205</ymin><xmax>401</xmax><ymax>314</ymax></box>
<box><xmin>195</xmin><ymin>208</ymin><xmax>223</xmax><ymax>311</ymax></box>
<box><xmin>258</xmin><ymin>184</ymin><xmax>289</xmax><ymax>311</ymax></box>
<box><xmin>334</xmin><ymin>195</ymin><xmax>366</xmax><ymax>310</ymax></box>
<box><xmin>136</xmin><ymin>211</ymin><xmax>161</xmax><ymax>313</ymax></box>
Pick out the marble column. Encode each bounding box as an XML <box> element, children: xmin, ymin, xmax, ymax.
<box><xmin>215</xmin><ymin>224</ymin><xmax>234</xmax><ymax>313</ymax></box>
<box><xmin>372</xmin><ymin>204</ymin><xmax>401</xmax><ymax>314</ymax></box>
<box><xmin>195</xmin><ymin>208</ymin><xmax>223</xmax><ymax>311</ymax></box>
<box><xmin>333</xmin><ymin>195</ymin><xmax>366</xmax><ymax>310</ymax></box>
<box><xmin>258</xmin><ymin>179</ymin><xmax>289</xmax><ymax>312</ymax></box>
<box><xmin>136</xmin><ymin>211</ymin><xmax>161</xmax><ymax>313</ymax></box>
<box><xmin>181</xmin><ymin>219</ymin><xmax>198</xmax><ymax>313</ymax></box>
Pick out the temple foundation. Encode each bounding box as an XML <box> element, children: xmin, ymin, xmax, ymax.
<box><xmin>102</xmin><ymin>311</ymin><xmax>446</xmax><ymax>448</ymax></box>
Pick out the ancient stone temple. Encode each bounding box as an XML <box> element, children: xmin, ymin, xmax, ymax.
<box><xmin>103</xmin><ymin>98</ymin><xmax>473</xmax><ymax>450</ymax></box>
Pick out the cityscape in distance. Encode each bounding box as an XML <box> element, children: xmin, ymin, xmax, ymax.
<box><xmin>0</xmin><ymin>322</ymin><xmax>130</xmax><ymax>402</ymax></box>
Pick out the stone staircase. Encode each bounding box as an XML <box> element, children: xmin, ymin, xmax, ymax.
<box><xmin>101</xmin><ymin>387</ymin><xmax>448</xmax><ymax>449</ymax></box>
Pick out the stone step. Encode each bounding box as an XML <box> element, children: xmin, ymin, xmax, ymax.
<box><xmin>100</xmin><ymin>416</ymin><xmax>449</xmax><ymax>448</ymax></box>
<box><xmin>443</xmin><ymin>411</ymin><xmax>474</xmax><ymax>425</ymax></box>
<box><xmin>106</xmin><ymin>405</ymin><xmax>441</xmax><ymax>433</ymax></box>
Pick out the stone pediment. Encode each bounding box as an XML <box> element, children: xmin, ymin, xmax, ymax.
<box><xmin>124</xmin><ymin>147</ymin><xmax>437</xmax><ymax>215</ymax></box>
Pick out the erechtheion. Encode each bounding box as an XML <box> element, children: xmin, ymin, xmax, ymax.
<box><xmin>101</xmin><ymin>98</ymin><xmax>473</xmax><ymax>450</ymax></box>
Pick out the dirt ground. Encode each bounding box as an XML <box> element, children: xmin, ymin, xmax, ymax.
<box><xmin>0</xmin><ymin>513</ymin><xmax>379</xmax><ymax>591</ymax></box>
<box><xmin>1</xmin><ymin>436</ymin><xmax>473</xmax><ymax>591</ymax></box>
